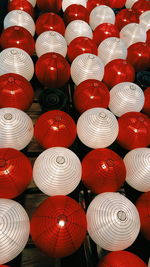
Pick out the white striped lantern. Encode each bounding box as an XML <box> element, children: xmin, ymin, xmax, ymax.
<box><xmin>89</xmin><ymin>5</ymin><xmax>115</xmax><ymax>30</ymax></box>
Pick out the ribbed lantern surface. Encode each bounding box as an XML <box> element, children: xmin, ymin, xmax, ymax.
<box><xmin>62</xmin><ymin>0</ymin><xmax>87</xmax><ymax>12</ymax></box>
<box><xmin>120</xmin><ymin>23</ymin><xmax>147</xmax><ymax>47</ymax></box>
<box><xmin>89</xmin><ymin>5</ymin><xmax>115</xmax><ymax>30</ymax></box>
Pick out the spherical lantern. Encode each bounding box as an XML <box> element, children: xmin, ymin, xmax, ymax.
<box><xmin>89</xmin><ymin>5</ymin><xmax>115</xmax><ymax>30</ymax></box>
<box><xmin>93</xmin><ymin>23</ymin><xmax>119</xmax><ymax>47</ymax></box>
<box><xmin>63</xmin><ymin>4</ymin><xmax>89</xmax><ymax>25</ymax></box>
<box><xmin>34</xmin><ymin>110</ymin><xmax>76</xmax><ymax>149</ymax></box>
<box><xmin>98</xmin><ymin>37</ymin><xmax>127</xmax><ymax>65</ymax></box>
<box><xmin>139</xmin><ymin>11</ymin><xmax>150</xmax><ymax>32</ymax></box>
<box><xmin>71</xmin><ymin>53</ymin><xmax>104</xmax><ymax>85</ymax></box>
<box><xmin>36</xmin><ymin>0</ymin><xmax>62</xmax><ymax>12</ymax></box>
<box><xmin>87</xmin><ymin>0</ymin><xmax>109</xmax><ymax>13</ymax></box>
<box><xmin>109</xmin><ymin>82</ymin><xmax>145</xmax><ymax>117</ymax></box>
<box><xmin>0</xmin><ymin>48</ymin><xmax>34</xmax><ymax>81</ymax></box>
<box><xmin>30</xmin><ymin>195</ymin><xmax>87</xmax><ymax>258</ymax></box>
<box><xmin>143</xmin><ymin>87</ymin><xmax>150</xmax><ymax>116</ymax></box>
<box><xmin>107</xmin><ymin>0</ymin><xmax>126</xmax><ymax>8</ymax></box>
<box><xmin>0</xmin><ymin>107</ymin><xmax>33</xmax><ymax>150</ymax></box>
<box><xmin>8</xmin><ymin>0</ymin><xmax>35</xmax><ymax>18</ymax></box>
<box><xmin>117</xmin><ymin>112</ymin><xmax>150</xmax><ymax>150</ymax></box>
<box><xmin>62</xmin><ymin>0</ymin><xmax>87</xmax><ymax>12</ymax></box>
<box><xmin>35</xmin><ymin>52</ymin><xmax>70</xmax><ymax>88</ymax></box>
<box><xmin>35</xmin><ymin>31</ymin><xmax>67</xmax><ymax>58</ymax></box>
<box><xmin>125</xmin><ymin>0</ymin><xmax>138</xmax><ymax>8</ymax></box>
<box><xmin>0</xmin><ymin>73</ymin><xmax>34</xmax><ymax>110</ymax></box>
<box><xmin>115</xmin><ymin>8</ymin><xmax>139</xmax><ymax>31</ymax></box>
<box><xmin>4</xmin><ymin>10</ymin><xmax>35</xmax><ymax>36</ymax></box>
<box><xmin>132</xmin><ymin>0</ymin><xmax>150</xmax><ymax>16</ymax></box>
<box><xmin>87</xmin><ymin>192</ymin><xmax>140</xmax><ymax>251</ymax></box>
<box><xmin>77</xmin><ymin>107</ymin><xmax>119</xmax><ymax>149</ymax></box>
<box><xmin>0</xmin><ymin>199</ymin><xmax>30</xmax><ymax>264</ymax></box>
<box><xmin>0</xmin><ymin>26</ymin><xmax>35</xmax><ymax>56</ymax></box>
<box><xmin>65</xmin><ymin>20</ymin><xmax>93</xmax><ymax>45</ymax></box>
<box><xmin>27</xmin><ymin>0</ymin><xmax>36</xmax><ymax>7</ymax></box>
<box><xmin>73</xmin><ymin>79</ymin><xmax>110</xmax><ymax>113</ymax></box>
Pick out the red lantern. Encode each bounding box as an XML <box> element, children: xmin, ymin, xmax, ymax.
<box><xmin>115</xmin><ymin>8</ymin><xmax>139</xmax><ymax>31</ymax></box>
<box><xmin>143</xmin><ymin>87</ymin><xmax>150</xmax><ymax>116</ymax></box>
<box><xmin>117</xmin><ymin>112</ymin><xmax>150</xmax><ymax>150</ymax></box>
<box><xmin>146</xmin><ymin>29</ymin><xmax>150</xmax><ymax>46</ymax></box>
<box><xmin>34</xmin><ymin>110</ymin><xmax>76</xmax><ymax>149</ymax></box>
<box><xmin>107</xmin><ymin>0</ymin><xmax>126</xmax><ymax>8</ymax></box>
<box><xmin>93</xmin><ymin>23</ymin><xmax>119</xmax><ymax>47</ymax></box>
<box><xmin>87</xmin><ymin>0</ymin><xmax>109</xmax><ymax>13</ymax></box>
<box><xmin>63</xmin><ymin>4</ymin><xmax>89</xmax><ymax>25</ymax></box>
<box><xmin>30</xmin><ymin>195</ymin><xmax>87</xmax><ymax>258</ymax></box>
<box><xmin>36</xmin><ymin>0</ymin><xmax>62</xmax><ymax>13</ymax></box>
<box><xmin>132</xmin><ymin>0</ymin><xmax>150</xmax><ymax>15</ymax></box>
<box><xmin>8</xmin><ymin>0</ymin><xmax>35</xmax><ymax>18</ymax></box>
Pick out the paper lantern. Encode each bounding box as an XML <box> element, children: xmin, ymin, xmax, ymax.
<box><xmin>132</xmin><ymin>0</ymin><xmax>150</xmax><ymax>15</ymax></box>
<box><xmin>63</xmin><ymin>4</ymin><xmax>89</xmax><ymax>25</ymax></box>
<box><xmin>36</xmin><ymin>0</ymin><xmax>62</xmax><ymax>12</ymax></box>
<box><xmin>125</xmin><ymin>0</ymin><xmax>138</xmax><ymax>8</ymax></box>
<box><xmin>0</xmin><ymin>73</ymin><xmax>34</xmax><ymax>110</ymax></box>
<box><xmin>8</xmin><ymin>0</ymin><xmax>35</xmax><ymax>18</ymax></box>
<box><xmin>0</xmin><ymin>199</ymin><xmax>30</xmax><ymax>264</ymax></box>
<box><xmin>93</xmin><ymin>23</ymin><xmax>119</xmax><ymax>47</ymax></box>
<box><xmin>98</xmin><ymin>37</ymin><xmax>127</xmax><ymax>65</ymax></box>
<box><xmin>4</xmin><ymin>10</ymin><xmax>35</xmax><ymax>36</ymax></box>
<box><xmin>107</xmin><ymin>0</ymin><xmax>126</xmax><ymax>8</ymax></box>
<box><xmin>117</xmin><ymin>112</ymin><xmax>150</xmax><ymax>150</ymax></box>
<box><xmin>71</xmin><ymin>53</ymin><xmax>104</xmax><ymax>85</ymax></box>
<box><xmin>65</xmin><ymin>20</ymin><xmax>93</xmax><ymax>45</ymax></box>
<box><xmin>124</xmin><ymin>148</ymin><xmax>150</xmax><ymax>192</ymax></box>
<box><xmin>34</xmin><ymin>110</ymin><xmax>76</xmax><ymax>149</ymax></box>
<box><xmin>35</xmin><ymin>52</ymin><xmax>70</xmax><ymax>88</ymax></box>
<box><xmin>82</xmin><ymin>148</ymin><xmax>126</xmax><ymax>194</ymax></box>
<box><xmin>0</xmin><ymin>48</ymin><xmax>34</xmax><ymax>81</ymax></box>
<box><xmin>0</xmin><ymin>107</ymin><xmax>33</xmax><ymax>150</ymax></box>
<box><xmin>30</xmin><ymin>195</ymin><xmax>87</xmax><ymax>258</ymax></box>
<box><xmin>143</xmin><ymin>87</ymin><xmax>150</xmax><ymax>116</ymax></box>
<box><xmin>86</xmin><ymin>192</ymin><xmax>140</xmax><ymax>251</ymax></box>
<box><xmin>115</xmin><ymin>8</ymin><xmax>139</xmax><ymax>31</ymax></box>
<box><xmin>27</xmin><ymin>0</ymin><xmax>36</xmax><ymax>7</ymax></box>
<box><xmin>86</xmin><ymin>0</ymin><xmax>109</xmax><ymax>13</ymax></box>
<box><xmin>146</xmin><ymin>29</ymin><xmax>150</xmax><ymax>46</ymax></box>
<box><xmin>139</xmin><ymin>11</ymin><xmax>150</xmax><ymax>32</ymax></box>
<box><xmin>89</xmin><ymin>5</ymin><xmax>115</xmax><ymax>30</ymax></box>
<box><xmin>77</xmin><ymin>107</ymin><xmax>119</xmax><ymax>149</ymax></box>
<box><xmin>62</xmin><ymin>0</ymin><xmax>87</xmax><ymax>12</ymax></box>
<box><xmin>35</xmin><ymin>31</ymin><xmax>67</xmax><ymax>58</ymax></box>
<box><xmin>73</xmin><ymin>79</ymin><xmax>110</xmax><ymax>113</ymax></box>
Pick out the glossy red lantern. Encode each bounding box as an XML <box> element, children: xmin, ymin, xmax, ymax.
<box><xmin>63</xmin><ymin>4</ymin><xmax>89</xmax><ymax>25</ymax></box>
<box><xmin>115</xmin><ymin>8</ymin><xmax>139</xmax><ymax>31</ymax></box>
<box><xmin>103</xmin><ymin>59</ymin><xmax>135</xmax><ymax>89</ymax></box>
<box><xmin>146</xmin><ymin>29</ymin><xmax>150</xmax><ymax>46</ymax></box>
<box><xmin>36</xmin><ymin>0</ymin><xmax>62</xmax><ymax>12</ymax></box>
<box><xmin>0</xmin><ymin>26</ymin><xmax>35</xmax><ymax>56</ymax></box>
<box><xmin>107</xmin><ymin>0</ymin><xmax>126</xmax><ymax>8</ymax></box>
<box><xmin>143</xmin><ymin>87</ymin><xmax>150</xmax><ymax>116</ymax></box>
<box><xmin>30</xmin><ymin>195</ymin><xmax>87</xmax><ymax>258</ymax></box>
<box><xmin>93</xmin><ymin>23</ymin><xmax>119</xmax><ymax>47</ymax></box>
<box><xmin>8</xmin><ymin>0</ymin><xmax>34</xmax><ymax>18</ymax></box>
<box><xmin>34</xmin><ymin>110</ymin><xmax>76</xmax><ymax>149</ymax></box>
<box><xmin>117</xmin><ymin>112</ymin><xmax>150</xmax><ymax>150</ymax></box>
<box><xmin>87</xmin><ymin>0</ymin><xmax>109</xmax><ymax>13</ymax></box>
<box><xmin>35</xmin><ymin>52</ymin><xmax>70</xmax><ymax>88</ymax></box>
<box><xmin>132</xmin><ymin>0</ymin><xmax>150</xmax><ymax>15</ymax></box>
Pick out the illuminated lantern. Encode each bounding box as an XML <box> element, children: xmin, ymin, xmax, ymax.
<box><xmin>93</xmin><ymin>23</ymin><xmax>119</xmax><ymax>47</ymax></box>
<box><xmin>73</xmin><ymin>79</ymin><xmax>110</xmax><ymax>113</ymax></box>
<box><xmin>146</xmin><ymin>29</ymin><xmax>150</xmax><ymax>46</ymax></box>
<box><xmin>117</xmin><ymin>112</ymin><xmax>150</xmax><ymax>150</ymax></box>
<box><xmin>0</xmin><ymin>26</ymin><xmax>35</xmax><ymax>56</ymax></box>
<box><xmin>132</xmin><ymin>0</ymin><xmax>150</xmax><ymax>15</ymax></box>
<box><xmin>35</xmin><ymin>31</ymin><xmax>67</xmax><ymax>58</ymax></box>
<box><xmin>87</xmin><ymin>192</ymin><xmax>140</xmax><ymax>251</ymax></box>
<box><xmin>143</xmin><ymin>87</ymin><xmax>150</xmax><ymax>116</ymax></box>
<box><xmin>125</xmin><ymin>0</ymin><xmax>138</xmax><ymax>8</ymax></box>
<box><xmin>36</xmin><ymin>0</ymin><xmax>62</xmax><ymax>12</ymax></box>
<box><xmin>30</xmin><ymin>195</ymin><xmax>87</xmax><ymax>258</ymax></box>
<box><xmin>62</xmin><ymin>0</ymin><xmax>87</xmax><ymax>12</ymax></box>
<box><xmin>82</xmin><ymin>148</ymin><xmax>126</xmax><ymax>194</ymax></box>
<box><xmin>35</xmin><ymin>52</ymin><xmax>70</xmax><ymax>88</ymax></box>
<box><xmin>139</xmin><ymin>11</ymin><xmax>150</xmax><ymax>32</ymax></box>
<box><xmin>77</xmin><ymin>107</ymin><xmax>119</xmax><ymax>149</ymax></box>
<box><xmin>0</xmin><ymin>199</ymin><xmax>30</xmax><ymax>264</ymax></box>
<box><xmin>34</xmin><ymin>110</ymin><xmax>76</xmax><ymax>149</ymax></box>
<box><xmin>71</xmin><ymin>53</ymin><xmax>104</xmax><ymax>85</ymax></box>
<box><xmin>8</xmin><ymin>0</ymin><xmax>35</xmax><ymax>18</ymax></box>
<box><xmin>87</xmin><ymin>0</ymin><xmax>109</xmax><ymax>13</ymax></box>
<box><xmin>0</xmin><ymin>107</ymin><xmax>33</xmax><ymax>150</ymax></box>
<box><xmin>63</xmin><ymin>4</ymin><xmax>89</xmax><ymax>24</ymax></box>
<box><xmin>107</xmin><ymin>0</ymin><xmax>126</xmax><ymax>8</ymax></box>
<box><xmin>115</xmin><ymin>8</ymin><xmax>139</xmax><ymax>31</ymax></box>
<box><xmin>0</xmin><ymin>48</ymin><xmax>34</xmax><ymax>81</ymax></box>
<box><xmin>0</xmin><ymin>73</ymin><xmax>34</xmax><ymax>110</ymax></box>
<box><xmin>27</xmin><ymin>0</ymin><xmax>36</xmax><ymax>7</ymax></box>
<box><xmin>89</xmin><ymin>5</ymin><xmax>115</xmax><ymax>30</ymax></box>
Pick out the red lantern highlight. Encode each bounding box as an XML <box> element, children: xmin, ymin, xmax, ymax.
<box><xmin>115</xmin><ymin>8</ymin><xmax>139</xmax><ymax>31</ymax></box>
<box><xmin>8</xmin><ymin>0</ymin><xmax>35</xmax><ymax>18</ymax></box>
<box><xmin>143</xmin><ymin>87</ymin><xmax>150</xmax><ymax>116</ymax></box>
<box><xmin>132</xmin><ymin>0</ymin><xmax>150</xmax><ymax>15</ymax></box>
<box><xmin>93</xmin><ymin>23</ymin><xmax>119</xmax><ymax>47</ymax></box>
<box><xmin>63</xmin><ymin>4</ymin><xmax>89</xmax><ymax>25</ymax></box>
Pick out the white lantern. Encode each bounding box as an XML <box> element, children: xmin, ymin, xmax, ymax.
<box><xmin>0</xmin><ymin>108</ymin><xmax>33</xmax><ymax>151</ymax></box>
<box><xmin>33</xmin><ymin>147</ymin><xmax>82</xmax><ymax>196</ymax></box>
<box><xmin>65</xmin><ymin>20</ymin><xmax>93</xmax><ymax>45</ymax></box>
<box><xmin>109</xmin><ymin>82</ymin><xmax>145</xmax><ymax>117</ymax></box>
<box><xmin>71</xmin><ymin>53</ymin><xmax>104</xmax><ymax>85</ymax></box>
<box><xmin>89</xmin><ymin>5</ymin><xmax>115</xmax><ymax>30</ymax></box>
<box><xmin>87</xmin><ymin>192</ymin><xmax>140</xmax><ymax>251</ymax></box>
<box><xmin>0</xmin><ymin>199</ymin><xmax>30</xmax><ymax>265</ymax></box>
<box><xmin>98</xmin><ymin>37</ymin><xmax>127</xmax><ymax>66</ymax></box>
<box><xmin>62</xmin><ymin>0</ymin><xmax>87</xmax><ymax>11</ymax></box>
<box><xmin>0</xmin><ymin>48</ymin><xmax>34</xmax><ymax>81</ymax></box>
<box><xmin>124</xmin><ymin>148</ymin><xmax>150</xmax><ymax>192</ymax></box>
<box><xmin>35</xmin><ymin>31</ymin><xmax>67</xmax><ymax>57</ymax></box>
<box><xmin>139</xmin><ymin>11</ymin><xmax>150</xmax><ymax>32</ymax></box>
<box><xmin>120</xmin><ymin>23</ymin><xmax>147</xmax><ymax>48</ymax></box>
<box><xmin>27</xmin><ymin>0</ymin><xmax>36</xmax><ymax>7</ymax></box>
<box><xmin>125</xmin><ymin>0</ymin><xmax>138</xmax><ymax>8</ymax></box>
<box><xmin>77</xmin><ymin>107</ymin><xmax>119</xmax><ymax>149</ymax></box>
<box><xmin>4</xmin><ymin>10</ymin><xmax>35</xmax><ymax>36</ymax></box>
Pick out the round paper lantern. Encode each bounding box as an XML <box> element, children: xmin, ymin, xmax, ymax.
<box><xmin>93</xmin><ymin>23</ymin><xmax>119</xmax><ymax>47</ymax></box>
<box><xmin>139</xmin><ymin>11</ymin><xmax>150</xmax><ymax>32</ymax></box>
<box><xmin>0</xmin><ymin>26</ymin><xmax>35</xmax><ymax>56</ymax></box>
<box><xmin>132</xmin><ymin>0</ymin><xmax>150</xmax><ymax>15</ymax></box>
<box><xmin>125</xmin><ymin>0</ymin><xmax>138</xmax><ymax>8</ymax></box>
<box><xmin>115</xmin><ymin>8</ymin><xmax>139</xmax><ymax>31</ymax></box>
<box><xmin>143</xmin><ymin>87</ymin><xmax>150</xmax><ymax>116</ymax></box>
<box><xmin>63</xmin><ymin>4</ymin><xmax>89</xmax><ymax>24</ymax></box>
<box><xmin>103</xmin><ymin>59</ymin><xmax>135</xmax><ymax>89</ymax></box>
<box><xmin>0</xmin><ymin>73</ymin><xmax>34</xmax><ymax>110</ymax></box>
<box><xmin>0</xmin><ymin>199</ymin><xmax>30</xmax><ymax>264</ymax></box>
<box><xmin>36</xmin><ymin>0</ymin><xmax>62</xmax><ymax>12</ymax></box>
<box><xmin>4</xmin><ymin>10</ymin><xmax>35</xmax><ymax>36</ymax></box>
<box><xmin>87</xmin><ymin>0</ymin><xmax>109</xmax><ymax>13</ymax></box>
<box><xmin>35</xmin><ymin>52</ymin><xmax>70</xmax><ymax>88</ymax></box>
<box><xmin>107</xmin><ymin>0</ymin><xmax>126</xmax><ymax>8</ymax></box>
<box><xmin>146</xmin><ymin>29</ymin><xmax>150</xmax><ymax>46</ymax></box>
<box><xmin>77</xmin><ymin>107</ymin><xmax>119</xmax><ymax>149</ymax></box>
<box><xmin>117</xmin><ymin>112</ymin><xmax>150</xmax><ymax>150</ymax></box>
<box><xmin>0</xmin><ymin>107</ymin><xmax>33</xmax><ymax>150</ymax></box>
<box><xmin>109</xmin><ymin>82</ymin><xmax>145</xmax><ymax>117</ymax></box>
<box><xmin>73</xmin><ymin>79</ymin><xmax>110</xmax><ymax>113</ymax></box>
<box><xmin>0</xmin><ymin>148</ymin><xmax>32</xmax><ymax>198</ymax></box>
<box><xmin>35</xmin><ymin>31</ymin><xmax>67</xmax><ymax>58</ymax></box>
<box><xmin>89</xmin><ymin>5</ymin><xmax>115</xmax><ymax>30</ymax></box>
<box><xmin>62</xmin><ymin>0</ymin><xmax>86</xmax><ymax>12</ymax></box>
<box><xmin>33</xmin><ymin>147</ymin><xmax>81</xmax><ymax>196</ymax></box>
<box><xmin>0</xmin><ymin>48</ymin><xmax>34</xmax><ymax>81</ymax></box>
<box><xmin>82</xmin><ymin>148</ymin><xmax>126</xmax><ymax>194</ymax></box>
<box><xmin>30</xmin><ymin>195</ymin><xmax>87</xmax><ymax>258</ymax></box>
<box><xmin>68</xmin><ymin>37</ymin><xmax>97</xmax><ymax>62</ymax></box>
<box><xmin>8</xmin><ymin>0</ymin><xmax>35</xmax><ymax>18</ymax></box>
<box><xmin>71</xmin><ymin>53</ymin><xmax>104</xmax><ymax>85</ymax></box>
<box><xmin>65</xmin><ymin>20</ymin><xmax>93</xmax><ymax>45</ymax></box>
<box><xmin>35</xmin><ymin>13</ymin><xmax>65</xmax><ymax>36</ymax></box>
<box><xmin>34</xmin><ymin>110</ymin><xmax>76</xmax><ymax>149</ymax></box>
